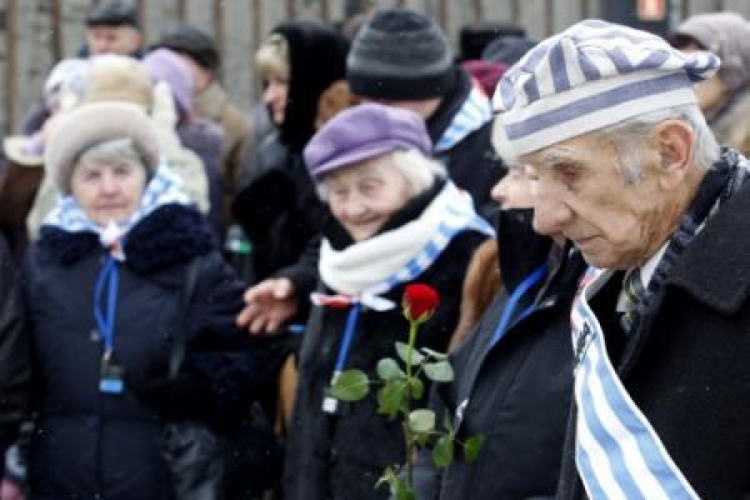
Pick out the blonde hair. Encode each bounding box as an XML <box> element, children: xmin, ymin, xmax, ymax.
<box><xmin>255</xmin><ymin>33</ymin><xmax>290</xmax><ymax>78</ymax></box>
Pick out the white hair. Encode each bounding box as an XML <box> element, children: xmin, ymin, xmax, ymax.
<box><xmin>316</xmin><ymin>149</ymin><xmax>447</xmax><ymax>200</ymax></box>
<box><xmin>76</xmin><ymin>138</ymin><xmax>144</xmax><ymax>171</ymax></box>
<box><xmin>596</xmin><ymin>103</ymin><xmax>720</xmax><ymax>184</ymax></box>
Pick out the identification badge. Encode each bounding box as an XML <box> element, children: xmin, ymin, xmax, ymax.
<box><xmin>99</xmin><ymin>351</ymin><xmax>124</xmax><ymax>394</ymax></box>
<box><xmin>322</xmin><ymin>395</ymin><xmax>341</xmax><ymax>415</ymax></box>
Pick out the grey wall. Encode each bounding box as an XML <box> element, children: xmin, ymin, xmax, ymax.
<box><xmin>1</xmin><ymin>0</ymin><xmax>748</xmax><ymax>135</ymax></box>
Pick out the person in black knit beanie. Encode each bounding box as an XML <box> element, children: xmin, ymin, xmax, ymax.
<box><xmin>347</xmin><ymin>8</ymin><xmax>506</xmax><ymax>217</ymax></box>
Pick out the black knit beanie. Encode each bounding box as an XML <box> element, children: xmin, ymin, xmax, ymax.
<box><xmin>347</xmin><ymin>9</ymin><xmax>454</xmax><ymax>100</ymax></box>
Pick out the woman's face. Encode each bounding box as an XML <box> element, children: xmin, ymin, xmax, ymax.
<box><xmin>262</xmin><ymin>70</ymin><xmax>290</xmax><ymax>125</ymax></box>
<box><xmin>70</xmin><ymin>159</ymin><xmax>147</xmax><ymax>226</ymax></box>
<box><xmin>491</xmin><ymin>168</ymin><xmax>535</xmax><ymax>209</ymax></box>
<box><xmin>326</xmin><ymin>156</ymin><xmax>413</xmax><ymax>241</ymax></box>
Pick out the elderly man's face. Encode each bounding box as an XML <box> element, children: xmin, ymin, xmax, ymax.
<box><xmin>523</xmin><ymin>132</ymin><xmax>681</xmax><ymax>269</ymax></box>
<box><xmin>86</xmin><ymin>25</ymin><xmax>142</xmax><ymax>56</ymax></box>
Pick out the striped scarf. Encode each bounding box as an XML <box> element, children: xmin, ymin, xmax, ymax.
<box><xmin>434</xmin><ymin>84</ymin><xmax>493</xmax><ymax>153</ymax></box>
<box><xmin>570</xmin><ymin>148</ymin><xmax>750</xmax><ymax>499</ymax></box>
<box><xmin>43</xmin><ymin>164</ymin><xmax>190</xmax><ymax>258</ymax></box>
<box><xmin>315</xmin><ymin>181</ymin><xmax>493</xmax><ymax>311</ymax></box>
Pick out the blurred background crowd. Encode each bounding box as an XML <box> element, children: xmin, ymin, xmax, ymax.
<box><xmin>1</xmin><ymin>1</ymin><xmax>750</xmax><ymax>499</ymax></box>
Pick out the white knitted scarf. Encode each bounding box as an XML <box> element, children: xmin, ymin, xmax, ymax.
<box><xmin>317</xmin><ymin>181</ymin><xmax>493</xmax><ymax>309</ymax></box>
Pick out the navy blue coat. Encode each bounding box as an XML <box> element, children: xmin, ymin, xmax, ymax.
<box><xmin>283</xmin><ymin>184</ymin><xmax>488</xmax><ymax>500</ymax></box>
<box><xmin>0</xmin><ymin>233</ymin><xmax>30</xmax><ymax>458</ymax></box>
<box><xmin>413</xmin><ymin>214</ymin><xmax>585</xmax><ymax>499</ymax></box>
<box><xmin>24</xmin><ymin>205</ymin><xmax>252</xmax><ymax>500</ymax></box>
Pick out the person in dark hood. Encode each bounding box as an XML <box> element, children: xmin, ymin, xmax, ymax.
<box><xmin>233</xmin><ymin>21</ymin><xmax>350</xmax><ymax>334</ymax></box>
<box><xmin>412</xmin><ymin>166</ymin><xmax>585</xmax><ymax>499</ymax></box>
<box><xmin>230</xmin><ymin>24</ymin><xmax>351</xmax><ymax>474</ymax></box>
<box><xmin>346</xmin><ymin>8</ymin><xmax>506</xmax><ymax>217</ymax></box>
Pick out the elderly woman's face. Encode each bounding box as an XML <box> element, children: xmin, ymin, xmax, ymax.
<box><xmin>522</xmin><ymin>132</ymin><xmax>677</xmax><ymax>269</ymax></box>
<box><xmin>326</xmin><ymin>155</ymin><xmax>413</xmax><ymax>241</ymax></box>
<box><xmin>70</xmin><ymin>159</ymin><xmax>147</xmax><ymax>226</ymax></box>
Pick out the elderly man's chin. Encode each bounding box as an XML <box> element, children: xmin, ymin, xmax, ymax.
<box><xmin>572</xmin><ymin>236</ymin><xmax>627</xmax><ymax>270</ymax></box>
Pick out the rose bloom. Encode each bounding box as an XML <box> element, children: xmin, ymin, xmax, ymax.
<box><xmin>403</xmin><ymin>283</ymin><xmax>440</xmax><ymax>322</ymax></box>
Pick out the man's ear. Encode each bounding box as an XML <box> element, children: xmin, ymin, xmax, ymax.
<box><xmin>652</xmin><ymin>119</ymin><xmax>694</xmax><ymax>191</ymax></box>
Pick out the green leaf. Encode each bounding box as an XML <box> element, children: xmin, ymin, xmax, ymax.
<box><xmin>330</xmin><ymin>369</ymin><xmax>369</xmax><ymax>401</ymax></box>
<box><xmin>424</xmin><ymin>360</ymin><xmax>454</xmax><ymax>382</ymax></box>
<box><xmin>463</xmin><ymin>434</ymin><xmax>486</xmax><ymax>462</ymax></box>
<box><xmin>375</xmin><ymin>466</ymin><xmax>397</xmax><ymax>491</ymax></box>
<box><xmin>408</xmin><ymin>377</ymin><xmax>424</xmax><ymax>400</ymax></box>
<box><xmin>415</xmin><ymin>430</ymin><xmax>431</xmax><ymax>447</ymax></box>
<box><xmin>442</xmin><ymin>409</ymin><xmax>455</xmax><ymax>434</ymax></box>
<box><xmin>393</xmin><ymin>477</ymin><xmax>416</xmax><ymax>500</ymax></box>
<box><xmin>432</xmin><ymin>434</ymin><xmax>454</xmax><ymax>468</ymax></box>
<box><xmin>421</xmin><ymin>347</ymin><xmax>449</xmax><ymax>360</ymax></box>
<box><xmin>396</xmin><ymin>341</ymin><xmax>425</xmax><ymax>366</ymax></box>
<box><xmin>409</xmin><ymin>409</ymin><xmax>436</xmax><ymax>434</ymax></box>
<box><xmin>377</xmin><ymin>380</ymin><xmax>407</xmax><ymax>417</ymax></box>
<box><xmin>376</xmin><ymin>357</ymin><xmax>405</xmax><ymax>381</ymax></box>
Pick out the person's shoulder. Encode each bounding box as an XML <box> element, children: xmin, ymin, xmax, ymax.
<box><xmin>125</xmin><ymin>204</ymin><xmax>215</xmax><ymax>274</ymax></box>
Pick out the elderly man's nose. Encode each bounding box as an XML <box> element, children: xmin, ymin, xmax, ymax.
<box><xmin>532</xmin><ymin>193</ymin><xmax>571</xmax><ymax>236</ymax></box>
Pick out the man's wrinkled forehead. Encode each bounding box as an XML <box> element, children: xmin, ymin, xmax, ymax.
<box><xmin>521</xmin><ymin>133</ymin><xmax>600</xmax><ymax>170</ymax></box>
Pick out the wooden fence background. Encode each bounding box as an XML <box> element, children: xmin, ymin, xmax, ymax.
<box><xmin>1</xmin><ymin>0</ymin><xmax>749</xmax><ymax>136</ymax></box>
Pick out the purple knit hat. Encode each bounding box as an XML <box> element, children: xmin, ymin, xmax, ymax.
<box><xmin>143</xmin><ymin>48</ymin><xmax>194</xmax><ymax>112</ymax></box>
<box><xmin>303</xmin><ymin>103</ymin><xmax>431</xmax><ymax>179</ymax></box>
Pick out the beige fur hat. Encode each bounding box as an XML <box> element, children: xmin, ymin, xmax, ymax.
<box><xmin>84</xmin><ymin>54</ymin><xmax>153</xmax><ymax>109</ymax></box>
<box><xmin>45</xmin><ymin>102</ymin><xmax>161</xmax><ymax>193</ymax></box>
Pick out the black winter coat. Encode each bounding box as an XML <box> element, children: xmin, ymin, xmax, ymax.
<box><xmin>413</xmin><ymin>212</ymin><xmax>586</xmax><ymax>500</ymax></box>
<box><xmin>23</xmin><ymin>205</ymin><xmax>254</xmax><ymax>500</ymax></box>
<box><xmin>283</xmin><ymin>194</ymin><xmax>487</xmax><ymax>500</ymax></box>
<box><xmin>232</xmin><ymin>22</ymin><xmax>349</xmax><ymax>303</ymax></box>
<box><xmin>0</xmin><ymin>233</ymin><xmax>30</xmax><ymax>458</ymax></box>
<box><xmin>558</xmin><ymin>155</ymin><xmax>750</xmax><ymax>499</ymax></box>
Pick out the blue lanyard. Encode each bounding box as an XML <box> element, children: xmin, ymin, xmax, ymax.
<box><xmin>490</xmin><ymin>264</ymin><xmax>548</xmax><ymax>347</ymax></box>
<box><xmin>333</xmin><ymin>303</ymin><xmax>362</xmax><ymax>374</ymax></box>
<box><xmin>94</xmin><ymin>256</ymin><xmax>120</xmax><ymax>354</ymax></box>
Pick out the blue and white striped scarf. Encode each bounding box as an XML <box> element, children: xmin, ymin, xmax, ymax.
<box><xmin>434</xmin><ymin>84</ymin><xmax>493</xmax><ymax>153</ymax></box>
<box><xmin>571</xmin><ymin>268</ymin><xmax>699</xmax><ymax>499</ymax></box>
<box><xmin>569</xmin><ymin>150</ymin><xmax>750</xmax><ymax>499</ymax></box>
<box><xmin>43</xmin><ymin>164</ymin><xmax>190</xmax><ymax>257</ymax></box>
<box><xmin>315</xmin><ymin>181</ymin><xmax>493</xmax><ymax>311</ymax></box>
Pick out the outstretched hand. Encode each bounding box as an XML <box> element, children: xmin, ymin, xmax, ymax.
<box><xmin>236</xmin><ymin>278</ymin><xmax>298</xmax><ymax>335</ymax></box>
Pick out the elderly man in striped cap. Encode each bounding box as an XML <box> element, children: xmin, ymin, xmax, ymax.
<box><xmin>493</xmin><ymin>19</ymin><xmax>750</xmax><ymax>499</ymax></box>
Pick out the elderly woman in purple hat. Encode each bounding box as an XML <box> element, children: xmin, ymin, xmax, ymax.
<box><xmin>282</xmin><ymin>103</ymin><xmax>492</xmax><ymax>500</ymax></box>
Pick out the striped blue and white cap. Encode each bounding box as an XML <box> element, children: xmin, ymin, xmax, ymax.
<box><xmin>492</xmin><ymin>19</ymin><xmax>721</xmax><ymax>158</ymax></box>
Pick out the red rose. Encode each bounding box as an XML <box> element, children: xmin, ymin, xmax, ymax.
<box><xmin>403</xmin><ymin>284</ymin><xmax>440</xmax><ymax>323</ymax></box>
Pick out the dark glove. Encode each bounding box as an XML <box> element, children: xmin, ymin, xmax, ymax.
<box><xmin>138</xmin><ymin>370</ymin><xmax>212</xmax><ymax>421</ymax></box>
